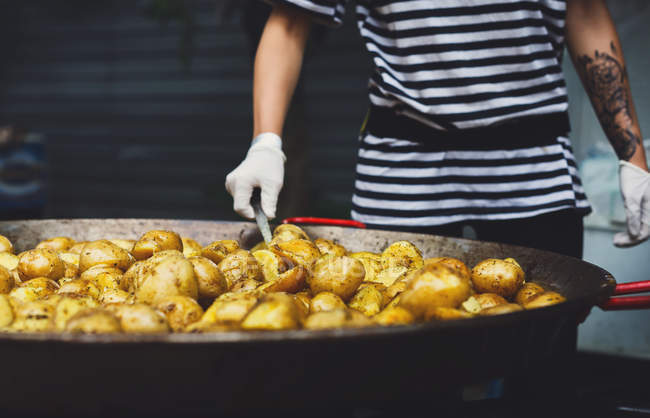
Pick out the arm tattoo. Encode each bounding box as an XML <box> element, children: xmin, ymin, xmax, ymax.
<box><xmin>577</xmin><ymin>41</ymin><xmax>641</xmax><ymax>161</ymax></box>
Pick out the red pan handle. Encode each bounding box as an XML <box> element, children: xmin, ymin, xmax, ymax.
<box><xmin>282</xmin><ymin>217</ymin><xmax>367</xmax><ymax>229</ymax></box>
<box><xmin>599</xmin><ymin>280</ymin><xmax>650</xmax><ymax>311</ymax></box>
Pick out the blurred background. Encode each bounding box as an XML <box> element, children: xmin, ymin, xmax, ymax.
<box><xmin>0</xmin><ymin>1</ymin><xmax>648</xmax><ymax>358</ymax></box>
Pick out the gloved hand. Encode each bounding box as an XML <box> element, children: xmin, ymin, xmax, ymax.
<box><xmin>613</xmin><ymin>160</ymin><xmax>650</xmax><ymax>247</ymax></box>
<box><xmin>225</xmin><ymin>133</ymin><xmax>285</xmax><ymax>219</ymax></box>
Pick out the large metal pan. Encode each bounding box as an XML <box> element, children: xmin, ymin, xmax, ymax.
<box><xmin>0</xmin><ymin>218</ymin><xmax>645</xmax><ymax>418</ymax></box>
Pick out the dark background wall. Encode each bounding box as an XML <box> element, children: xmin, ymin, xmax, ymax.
<box><xmin>0</xmin><ymin>0</ymin><xmax>371</xmax><ymax>221</ymax></box>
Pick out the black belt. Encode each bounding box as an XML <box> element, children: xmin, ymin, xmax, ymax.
<box><xmin>363</xmin><ymin>105</ymin><xmax>571</xmax><ymax>151</ymax></box>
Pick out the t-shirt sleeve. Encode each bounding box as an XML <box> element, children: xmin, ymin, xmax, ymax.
<box><xmin>262</xmin><ymin>0</ymin><xmax>347</xmax><ymax>27</ymax></box>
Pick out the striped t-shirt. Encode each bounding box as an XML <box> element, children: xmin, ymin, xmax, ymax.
<box><xmin>265</xmin><ymin>0</ymin><xmax>591</xmax><ymax>227</ymax></box>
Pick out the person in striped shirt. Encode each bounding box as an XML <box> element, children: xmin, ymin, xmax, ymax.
<box><xmin>225</xmin><ymin>0</ymin><xmax>650</xmax><ymax>258</ymax></box>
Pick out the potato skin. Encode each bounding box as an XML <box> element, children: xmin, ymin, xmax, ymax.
<box><xmin>349</xmin><ymin>252</ymin><xmax>382</xmax><ymax>283</ymax></box>
<box><xmin>470</xmin><ymin>258</ymin><xmax>525</xmax><ymax>299</ymax></box>
<box><xmin>10</xmin><ymin>277</ymin><xmax>60</xmax><ymax>305</ymax></box>
<box><xmin>65</xmin><ymin>309</ymin><xmax>122</xmax><ymax>333</ymax></box>
<box><xmin>182</xmin><ymin>238</ymin><xmax>202</xmax><ymax>258</ymax></box>
<box><xmin>313</xmin><ymin>238</ymin><xmax>346</xmax><ymax>257</ymax></box>
<box><xmin>156</xmin><ymin>296</ymin><xmax>204</xmax><ymax>332</ymax></box>
<box><xmin>308</xmin><ymin>256</ymin><xmax>365</xmax><ymax>302</ymax></box>
<box><xmin>424</xmin><ymin>257</ymin><xmax>471</xmax><ymax>281</ymax></box>
<box><xmin>53</xmin><ymin>295</ymin><xmax>99</xmax><ymax>331</ymax></box>
<box><xmin>349</xmin><ymin>286</ymin><xmax>383</xmax><ymax>317</ymax></box>
<box><xmin>374</xmin><ymin>306</ymin><xmax>414</xmax><ymax>326</ymax></box>
<box><xmin>523</xmin><ymin>291</ymin><xmax>566</xmax><ymax>309</ymax></box>
<box><xmin>18</xmin><ymin>249</ymin><xmax>66</xmax><ymax>281</ymax></box>
<box><xmin>201</xmin><ymin>240</ymin><xmax>240</xmax><ymax>265</ymax></box>
<box><xmin>189</xmin><ymin>256</ymin><xmax>228</xmax><ymax>300</ymax></box>
<box><xmin>0</xmin><ymin>294</ymin><xmax>15</xmax><ymax>328</ymax></box>
<box><xmin>0</xmin><ymin>252</ymin><xmax>19</xmax><ymax>271</ymax></box>
<box><xmin>241</xmin><ymin>293</ymin><xmax>301</xmax><ymax>330</ymax></box>
<box><xmin>107</xmin><ymin>303</ymin><xmax>169</xmax><ymax>333</ymax></box>
<box><xmin>381</xmin><ymin>241</ymin><xmax>424</xmax><ymax>271</ymax></box>
<box><xmin>0</xmin><ymin>265</ymin><xmax>14</xmax><ymax>294</ymax></box>
<box><xmin>135</xmin><ymin>254</ymin><xmax>199</xmax><ymax>305</ymax></box>
<box><xmin>99</xmin><ymin>288</ymin><xmax>133</xmax><ymax>305</ymax></box>
<box><xmin>310</xmin><ymin>292</ymin><xmax>346</xmax><ymax>313</ymax></box>
<box><xmin>271</xmin><ymin>224</ymin><xmax>309</xmax><ymax>244</ymax></box>
<box><xmin>304</xmin><ymin>308</ymin><xmax>373</xmax><ymax>330</ymax></box>
<box><xmin>132</xmin><ymin>230</ymin><xmax>183</xmax><ymax>261</ymax></box>
<box><xmin>515</xmin><ymin>282</ymin><xmax>545</xmax><ymax>305</ymax></box>
<box><xmin>58</xmin><ymin>279</ymin><xmax>101</xmax><ymax>300</ymax></box>
<box><xmin>79</xmin><ymin>240</ymin><xmax>134</xmax><ymax>273</ymax></box>
<box><xmin>270</xmin><ymin>239</ymin><xmax>321</xmax><ymax>270</ymax></box>
<box><xmin>12</xmin><ymin>300</ymin><xmax>55</xmax><ymax>332</ymax></box>
<box><xmin>399</xmin><ymin>263</ymin><xmax>472</xmax><ymax>319</ymax></box>
<box><xmin>202</xmin><ymin>291</ymin><xmax>259</xmax><ymax>324</ymax></box>
<box><xmin>36</xmin><ymin>237</ymin><xmax>76</xmax><ymax>252</ymax></box>
<box><xmin>258</xmin><ymin>265</ymin><xmax>308</xmax><ymax>294</ymax></box>
<box><xmin>426</xmin><ymin>307</ymin><xmax>473</xmax><ymax>321</ymax></box>
<box><xmin>480</xmin><ymin>303</ymin><xmax>524</xmax><ymax>316</ymax></box>
<box><xmin>108</xmin><ymin>239</ymin><xmax>136</xmax><ymax>253</ymax></box>
<box><xmin>0</xmin><ymin>235</ymin><xmax>14</xmax><ymax>254</ymax></box>
<box><xmin>217</xmin><ymin>250</ymin><xmax>262</xmax><ymax>288</ymax></box>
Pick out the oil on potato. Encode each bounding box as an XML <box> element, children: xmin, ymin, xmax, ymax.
<box><xmin>470</xmin><ymin>258</ymin><xmax>525</xmax><ymax>299</ymax></box>
<box><xmin>308</xmin><ymin>256</ymin><xmax>365</xmax><ymax>302</ymax></box>
<box><xmin>79</xmin><ymin>240</ymin><xmax>135</xmax><ymax>273</ymax></box>
<box><xmin>18</xmin><ymin>249</ymin><xmax>66</xmax><ymax>281</ymax></box>
<box><xmin>132</xmin><ymin>230</ymin><xmax>183</xmax><ymax>261</ymax></box>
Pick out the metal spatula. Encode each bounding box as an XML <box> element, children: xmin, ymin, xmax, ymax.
<box><xmin>251</xmin><ymin>188</ymin><xmax>272</xmax><ymax>244</ymax></box>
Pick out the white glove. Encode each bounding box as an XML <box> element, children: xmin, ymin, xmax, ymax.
<box><xmin>225</xmin><ymin>133</ymin><xmax>285</xmax><ymax>219</ymax></box>
<box><xmin>613</xmin><ymin>161</ymin><xmax>650</xmax><ymax>247</ymax></box>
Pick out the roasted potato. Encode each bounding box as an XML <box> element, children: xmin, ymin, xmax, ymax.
<box><xmin>0</xmin><ymin>252</ymin><xmax>19</xmax><ymax>271</ymax></box>
<box><xmin>202</xmin><ymin>291</ymin><xmax>259</xmax><ymax>324</ymax></box>
<box><xmin>515</xmin><ymin>282</ymin><xmax>546</xmax><ymax>305</ymax></box>
<box><xmin>252</xmin><ymin>249</ymin><xmax>285</xmax><ymax>282</ymax></box>
<box><xmin>424</xmin><ymin>257</ymin><xmax>471</xmax><ymax>280</ymax></box>
<box><xmin>471</xmin><ymin>258</ymin><xmax>525</xmax><ymax>299</ymax></box>
<box><xmin>0</xmin><ymin>265</ymin><xmax>14</xmax><ymax>294</ymax></box>
<box><xmin>53</xmin><ymin>295</ymin><xmax>99</xmax><ymax>331</ymax></box>
<box><xmin>189</xmin><ymin>256</ymin><xmax>228</xmax><ymax>300</ymax></box>
<box><xmin>11</xmin><ymin>300</ymin><xmax>55</xmax><ymax>332</ymax></box>
<box><xmin>258</xmin><ymin>265</ymin><xmax>308</xmax><ymax>294</ymax></box>
<box><xmin>79</xmin><ymin>240</ymin><xmax>135</xmax><ymax>273</ymax></box>
<box><xmin>399</xmin><ymin>263</ymin><xmax>472</xmax><ymax>319</ymax></box>
<box><xmin>308</xmin><ymin>256</ymin><xmax>365</xmax><ymax>302</ymax></box>
<box><xmin>108</xmin><ymin>239</ymin><xmax>136</xmax><ymax>253</ymax></box>
<box><xmin>0</xmin><ymin>235</ymin><xmax>14</xmax><ymax>254</ymax></box>
<box><xmin>523</xmin><ymin>291</ymin><xmax>566</xmax><ymax>310</ymax></box>
<box><xmin>85</xmin><ymin>267</ymin><xmax>125</xmax><ymax>291</ymax></box>
<box><xmin>57</xmin><ymin>279</ymin><xmax>101</xmax><ymax>300</ymax></box>
<box><xmin>270</xmin><ymin>239</ymin><xmax>321</xmax><ymax>270</ymax></box>
<box><xmin>310</xmin><ymin>291</ymin><xmax>346</xmax><ymax>313</ymax></box>
<box><xmin>0</xmin><ymin>294</ymin><xmax>14</xmax><ymax>328</ymax></box>
<box><xmin>135</xmin><ymin>253</ymin><xmax>198</xmax><ymax>305</ymax></box>
<box><xmin>349</xmin><ymin>252</ymin><xmax>382</xmax><ymax>283</ymax></box>
<box><xmin>18</xmin><ymin>249</ymin><xmax>66</xmax><ymax>281</ymax></box>
<box><xmin>381</xmin><ymin>241</ymin><xmax>424</xmax><ymax>271</ymax></box>
<box><xmin>181</xmin><ymin>237</ymin><xmax>202</xmax><ymax>258</ymax></box>
<box><xmin>201</xmin><ymin>240</ymin><xmax>240</xmax><ymax>265</ymax></box>
<box><xmin>65</xmin><ymin>309</ymin><xmax>122</xmax><ymax>333</ymax></box>
<box><xmin>99</xmin><ymin>288</ymin><xmax>133</xmax><ymax>305</ymax></box>
<box><xmin>184</xmin><ymin>321</ymin><xmax>236</xmax><ymax>333</ymax></box>
<box><xmin>217</xmin><ymin>250</ymin><xmax>262</xmax><ymax>288</ymax></box>
<box><xmin>241</xmin><ymin>293</ymin><xmax>301</xmax><ymax>330</ymax></box>
<box><xmin>35</xmin><ymin>237</ymin><xmax>76</xmax><ymax>252</ymax></box>
<box><xmin>132</xmin><ymin>230</ymin><xmax>183</xmax><ymax>261</ymax></box>
<box><xmin>384</xmin><ymin>279</ymin><xmax>408</xmax><ymax>301</ymax></box>
<box><xmin>63</xmin><ymin>262</ymin><xmax>79</xmax><ymax>279</ymax></box>
<box><xmin>9</xmin><ymin>277</ymin><xmax>60</xmax><ymax>305</ymax></box>
<box><xmin>231</xmin><ymin>278</ymin><xmax>261</xmax><ymax>293</ymax></box>
<box><xmin>156</xmin><ymin>296</ymin><xmax>204</xmax><ymax>332</ymax></box>
<box><xmin>374</xmin><ymin>306</ymin><xmax>414</xmax><ymax>326</ymax></box>
<box><xmin>462</xmin><ymin>293</ymin><xmax>508</xmax><ymax>314</ymax></box>
<box><xmin>292</xmin><ymin>292</ymin><xmax>311</xmax><ymax>318</ymax></box>
<box><xmin>67</xmin><ymin>242</ymin><xmax>88</xmax><ymax>255</ymax></box>
<box><xmin>313</xmin><ymin>238</ymin><xmax>346</xmax><ymax>257</ymax></box>
<box><xmin>271</xmin><ymin>224</ymin><xmax>309</xmax><ymax>244</ymax></box>
<box><xmin>349</xmin><ymin>285</ymin><xmax>383</xmax><ymax>317</ymax></box>
<box><xmin>480</xmin><ymin>303</ymin><xmax>524</xmax><ymax>316</ymax></box>
<box><xmin>106</xmin><ymin>303</ymin><xmax>169</xmax><ymax>333</ymax></box>
<box><xmin>426</xmin><ymin>307</ymin><xmax>473</xmax><ymax>321</ymax></box>
<box><xmin>374</xmin><ymin>266</ymin><xmax>409</xmax><ymax>287</ymax></box>
<box><xmin>304</xmin><ymin>308</ymin><xmax>373</xmax><ymax>330</ymax></box>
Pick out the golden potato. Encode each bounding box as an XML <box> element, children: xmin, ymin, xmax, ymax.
<box><xmin>399</xmin><ymin>263</ymin><xmax>472</xmax><ymax>319</ymax></box>
<box><xmin>156</xmin><ymin>296</ymin><xmax>204</xmax><ymax>332</ymax></box>
<box><xmin>270</xmin><ymin>239</ymin><xmax>321</xmax><ymax>270</ymax></box>
<box><xmin>515</xmin><ymin>282</ymin><xmax>546</xmax><ymax>306</ymax></box>
<box><xmin>184</xmin><ymin>320</ymin><xmax>236</xmax><ymax>333</ymax></box>
<box><xmin>374</xmin><ymin>266</ymin><xmax>409</xmax><ymax>287</ymax></box>
<box><xmin>0</xmin><ymin>252</ymin><xmax>19</xmax><ymax>271</ymax></box>
<box><xmin>107</xmin><ymin>303</ymin><xmax>169</xmax><ymax>333</ymax></box>
<box><xmin>63</xmin><ymin>262</ymin><xmax>79</xmax><ymax>279</ymax></box>
<box><xmin>79</xmin><ymin>240</ymin><xmax>135</xmax><ymax>273</ymax></box>
<box><xmin>132</xmin><ymin>230</ymin><xmax>183</xmax><ymax>261</ymax></box>
<box><xmin>53</xmin><ymin>295</ymin><xmax>99</xmax><ymax>331</ymax></box>
<box><xmin>99</xmin><ymin>288</ymin><xmax>133</xmax><ymax>305</ymax></box>
<box><xmin>241</xmin><ymin>293</ymin><xmax>301</xmax><ymax>330</ymax></box>
<box><xmin>310</xmin><ymin>291</ymin><xmax>346</xmax><ymax>313</ymax></box>
<box><xmin>108</xmin><ymin>239</ymin><xmax>136</xmax><ymax>253</ymax></box>
<box><xmin>349</xmin><ymin>286</ymin><xmax>383</xmax><ymax>317</ymax></box>
<box><xmin>11</xmin><ymin>300</ymin><xmax>55</xmax><ymax>332</ymax></box>
<box><xmin>523</xmin><ymin>291</ymin><xmax>566</xmax><ymax>309</ymax></box>
<box><xmin>0</xmin><ymin>265</ymin><xmax>14</xmax><ymax>294</ymax></box>
<box><xmin>464</xmin><ymin>293</ymin><xmax>508</xmax><ymax>313</ymax></box>
<box><xmin>426</xmin><ymin>307</ymin><xmax>473</xmax><ymax>321</ymax></box>
<box><xmin>67</xmin><ymin>242</ymin><xmax>88</xmax><ymax>255</ymax></box>
<box><xmin>250</xmin><ymin>241</ymin><xmax>267</xmax><ymax>252</ymax></box>
<box><xmin>308</xmin><ymin>256</ymin><xmax>365</xmax><ymax>302</ymax></box>
<box><xmin>181</xmin><ymin>237</ymin><xmax>202</xmax><ymax>258</ymax></box>
<box><xmin>252</xmin><ymin>250</ymin><xmax>285</xmax><ymax>282</ymax></box>
<box><xmin>35</xmin><ymin>237</ymin><xmax>76</xmax><ymax>252</ymax></box>
<box><xmin>217</xmin><ymin>250</ymin><xmax>262</xmax><ymax>288</ymax></box>
<box><xmin>271</xmin><ymin>224</ymin><xmax>309</xmax><ymax>244</ymax></box>
<box><xmin>18</xmin><ymin>249</ymin><xmax>65</xmax><ymax>281</ymax></box>
<box><xmin>292</xmin><ymin>292</ymin><xmax>311</xmax><ymax>318</ymax></box>
<box><xmin>135</xmin><ymin>253</ymin><xmax>198</xmax><ymax>305</ymax></box>
<box><xmin>480</xmin><ymin>303</ymin><xmax>524</xmax><ymax>316</ymax></box>
<box><xmin>313</xmin><ymin>238</ymin><xmax>346</xmax><ymax>257</ymax></box>
<box><xmin>374</xmin><ymin>306</ymin><xmax>414</xmax><ymax>326</ymax></box>
<box><xmin>0</xmin><ymin>235</ymin><xmax>14</xmax><ymax>254</ymax></box>
<box><xmin>123</xmin><ymin>260</ymin><xmax>148</xmax><ymax>292</ymax></box>
<box><xmin>230</xmin><ymin>278</ymin><xmax>261</xmax><ymax>293</ymax></box>
<box><xmin>57</xmin><ymin>279</ymin><xmax>101</xmax><ymax>300</ymax></box>
<box><xmin>349</xmin><ymin>252</ymin><xmax>382</xmax><ymax>283</ymax></box>
<box><xmin>381</xmin><ymin>241</ymin><xmax>424</xmax><ymax>271</ymax></box>
<box><xmin>425</xmin><ymin>257</ymin><xmax>471</xmax><ymax>280</ymax></box>
<box><xmin>471</xmin><ymin>258</ymin><xmax>525</xmax><ymax>299</ymax></box>
<box><xmin>80</xmin><ymin>265</ymin><xmax>123</xmax><ymax>281</ymax></box>
<box><xmin>201</xmin><ymin>240</ymin><xmax>240</xmax><ymax>265</ymax></box>
<box><xmin>9</xmin><ymin>277</ymin><xmax>60</xmax><ymax>305</ymax></box>
<box><xmin>384</xmin><ymin>279</ymin><xmax>408</xmax><ymax>301</ymax></box>
<box><xmin>0</xmin><ymin>294</ymin><xmax>14</xmax><ymax>328</ymax></box>
<box><xmin>258</xmin><ymin>265</ymin><xmax>308</xmax><ymax>294</ymax></box>
<box><xmin>304</xmin><ymin>308</ymin><xmax>373</xmax><ymax>330</ymax></box>
<box><xmin>59</xmin><ymin>252</ymin><xmax>80</xmax><ymax>266</ymax></box>
<box><xmin>65</xmin><ymin>309</ymin><xmax>122</xmax><ymax>333</ymax></box>
<box><xmin>189</xmin><ymin>256</ymin><xmax>228</xmax><ymax>299</ymax></box>
<box><xmin>93</xmin><ymin>271</ymin><xmax>126</xmax><ymax>292</ymax></box>
<box><xmin>202</xmin><ymin>291</ymin><xmax>259</xmax><ymax>324</ymax></box>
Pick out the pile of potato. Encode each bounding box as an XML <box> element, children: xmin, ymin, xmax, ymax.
<box><xmin>0</xmin><ymin>224</ymin><xmax>565</xmax><ymax>334</ymax></box>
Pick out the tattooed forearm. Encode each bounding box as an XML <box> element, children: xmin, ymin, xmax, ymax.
<box><xmin>577</xmin><ymin>41</ymin><xmax>641</xmax><ymax>161</ymax></box>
